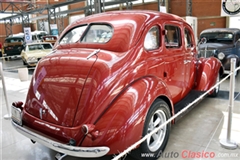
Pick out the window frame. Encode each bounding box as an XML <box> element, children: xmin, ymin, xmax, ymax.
<box><xmin>164</xmin><ymin>24</ymin><xmax>182</xmax><ymax>48</ymax></box>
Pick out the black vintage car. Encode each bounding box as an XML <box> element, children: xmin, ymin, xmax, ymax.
<box><xmin>198</xmin><ymin>28</ymin><xmax>240</xmax><ymax>75</ymax></box>
<box><xmin>3</xmin><ymin>34</ymin><xmax>25</xmax><ymax>60</ymax></box>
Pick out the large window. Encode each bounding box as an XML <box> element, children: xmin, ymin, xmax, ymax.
<box><xmin>81</xmin><ymin>24</ymin><xmax>113</xmax><ymax>43</ymax></box>
<box><xmin>59</xmin><ymin>24</ymin><xmax>113</xmax><ymax>44</ymax></box>
<box><xmin>164</xmin><ymin>25</ymin><xmax>181</xmax><ymax>48</ymax></box>
<box><xmin>59</xmin><ymin>25</ymin><xmax>87</xmax><ymax>44</ymax></box>
<box><xmin>144</xmin><ymin>26</ymin><xmax>160</xmax><ymax>50</ymax></box>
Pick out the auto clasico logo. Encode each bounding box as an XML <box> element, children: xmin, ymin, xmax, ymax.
<box><xmin>222</xmin><ymin>0</ymin><xmax>240</xmax><ymax>15</ymax></box>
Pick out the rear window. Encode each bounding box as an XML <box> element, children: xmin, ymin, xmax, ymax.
<box><xmin>81</xmin><ymin>24</ymin><xmax>113</xmax><ymax>43</ymax></box>
<box><xmin>59</xmin><ymin>25</ymin><xmax>87</xmax><ymax>44</ymax></box>
<box><xmin>5</xmin><ymin>38</ymin><xmax>23</xmax><ymax>43</ymax></box>
<box><xmin>59</xmin><ymin>24</ymin><xmax>113</xmax><ymax>44</ymax></box>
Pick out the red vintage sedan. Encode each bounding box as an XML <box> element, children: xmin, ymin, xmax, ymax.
<box><xmin>11</xmin><ymin>10</ymin><xmax>222</xmax><ymax>160</ymax></box>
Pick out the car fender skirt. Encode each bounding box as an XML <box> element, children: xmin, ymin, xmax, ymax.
<box><xmin>11</xmin><ymin>121</ymin><xmax>110</xmax><ymax>158</ymax></box>
<box><xmin>195</xmin><ymin>57</ymin><xmax>222</xmax><ymax>91</ymax></box>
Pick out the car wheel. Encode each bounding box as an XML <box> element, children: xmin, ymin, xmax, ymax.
<box><xmin>210</xmin><ymin>72</ymin><xmax>220</xmax><ymax>97</ymax></box>
<box><xmin>22</xmin><ymin>59</ymin><xmax>27</xmax><ymax>66</ymax></box>
<box><xmin>131</xmin><ymin>99</ymin><xmax>171</xmax><ymax>160</ymax></box>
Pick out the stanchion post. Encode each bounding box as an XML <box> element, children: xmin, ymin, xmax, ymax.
<box><xmin>220</xmin><ymin>58</ymin><xmax>238</xmax><ymax>149</ymax></box>
<box><xmin>0</xmin><ymin>62</ymin><xmax>11</xmax><ymax>119</ymax></box>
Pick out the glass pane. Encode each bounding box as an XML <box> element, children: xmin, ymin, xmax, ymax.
<box><xmin>59</xmin><ymin>25</ymin><xmax>87</xmax><ymax>44</ymax></box>
<box><xmin>144</xmin><ymin>26</ymin><xmax>159</xmax><ymax>50</ymax></box>
<box><xmin>81</xmin><ymin>24</ymin><xmax>113</xmax><ymax>43</ymax></box>
<box><xmin>165</xmin><ymin>25</ymin><xmax>181</xmax><ymax>48</ymax></box>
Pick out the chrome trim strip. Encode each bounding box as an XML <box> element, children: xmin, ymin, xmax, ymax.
<box><xmin>11</xmin><ymin>121</ymin><xmax>110</xmax><ymax>158</ymax></box>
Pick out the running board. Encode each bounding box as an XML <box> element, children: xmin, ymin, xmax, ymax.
<box><xmin>174</xmin><ymin>90</ymin><xmax>205</xmax><ymax>122</ymax></box>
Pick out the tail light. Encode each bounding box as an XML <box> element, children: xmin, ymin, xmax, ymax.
<box><xmin>81</xmin><ymin>124</ymin><xmax>100</xmax><ymax>140</ymax></box>
<box><xmin>12</xmin><ymin>101</ymin><xmax>23</xmax><ymax>110</ymax></box>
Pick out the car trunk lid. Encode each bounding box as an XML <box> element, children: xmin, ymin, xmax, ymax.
<box><xmin>24</xmin><ymin>48</ymin><xmax>98</xmax><ymax>127</ymax></box>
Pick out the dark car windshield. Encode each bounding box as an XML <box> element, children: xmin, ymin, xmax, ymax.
<box><xmin>5</xmin><ymin>38</ymin><xmax>23</xmax><ymax>43</ymax></box>
<box><xmin>200</xmin><ymin>32</ymin><xmax>233</xmax><ymax>43</ymax></box>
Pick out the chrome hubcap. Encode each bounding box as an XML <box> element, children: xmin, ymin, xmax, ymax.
<box><xmin>147</xmin><ymin>110</ymin><xmax>167</xmax><ymax>152</ymax></box>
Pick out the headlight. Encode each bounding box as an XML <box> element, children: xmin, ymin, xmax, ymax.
<box><xmin>218</xmin><ymin>52</ymin><xmax>225</xmax><ymax>60</ymax></box>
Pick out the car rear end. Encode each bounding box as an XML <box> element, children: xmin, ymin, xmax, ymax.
<box><xmin>3</xmin><ymin>36</ymin><xmax>24</xmax><ymax>57</ymax></box>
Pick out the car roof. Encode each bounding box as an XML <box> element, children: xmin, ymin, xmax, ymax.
<box><xmin>70</xmin><ymin>10</ymin><xmax>186</xmax><ymax>25</ymax></box>
<box><xmin>200</xmin><ymin>28</ymin><xmax>240</xmax><ymax>35</ymax></box>
<box><xmin>59</xmin><ymin>10</ymin><xmax>188</xmax><ymax>52</ymax></box>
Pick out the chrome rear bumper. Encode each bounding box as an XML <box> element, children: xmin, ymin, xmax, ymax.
<box><xmin>11</xmin><ymin>121</ymin><xmax>110</xmax><ymax>158</ymax></box>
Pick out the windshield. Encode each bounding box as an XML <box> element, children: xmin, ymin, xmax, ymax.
<box><xmin>28</xmin><ymin>43</ymin><xmax>52</xmax><ymax>51</ymax></box>
<box><xmin>200</xmin><ymin>32</ymin><xmax>233</xmax><ymax>43</ymax></box>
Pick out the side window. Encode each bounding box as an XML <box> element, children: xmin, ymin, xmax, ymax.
<box><xmin>144</xmin><ymin>26</ymin><xmax>160</xmax><ymax>50</ymax></box>
<box><xmin>164</xmin><ymin>25</ymin><xmax>181</xmax><ymax>48</ymax></box>
<box><xmin>184</xmin><ymin>28</ymin><xmax>192</xmax><ymax>48</ymax></box>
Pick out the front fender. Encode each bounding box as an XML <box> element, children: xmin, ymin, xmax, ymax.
<box><xmin>195</xmin><ymin>57</ymin><xmax>222</xmax><ymax>91</ymax></box>
<box><xmin>81</xmin><ymin>76</ymin><xmax>172</xmax><ymax>154</ymax></box>
<box><xmin>222</xmin><ymin>54</ymin><xmax>239</xmax><ymax>71</ymax></box>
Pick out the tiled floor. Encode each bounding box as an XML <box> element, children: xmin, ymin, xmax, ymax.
<box><xmin>1</xmin><ymin>71</ymin><xmax>240</xmax><ymax>160</ymax></box>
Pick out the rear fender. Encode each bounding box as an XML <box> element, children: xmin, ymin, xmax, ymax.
<box><xmin>195</xmin><ymin>57</ymin><xmax>222</xmax><ymax>92</ymax></box>
<box><xmin>81</xmin><ymin>76</ymin><xmax>172</xmax><ymax>154</ymax></box>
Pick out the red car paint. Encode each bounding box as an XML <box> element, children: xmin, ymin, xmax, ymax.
<box><xmin>13</xmin><ymin>10</ymin><xmax>222</xmax><ymax>157</ymax></box>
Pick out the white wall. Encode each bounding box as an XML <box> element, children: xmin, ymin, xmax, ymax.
<box><xmin>183</xmin><ymin>16</ymin><xmax>198</xmax><ymax>42</ymax></box>
<box><xmin>228</xmin><ymin>16</ymin><xmax>240</xmax><ymax>29</ymax></box>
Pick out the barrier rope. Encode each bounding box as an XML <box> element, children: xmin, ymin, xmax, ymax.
<box><xmin>112</xmin><ymin>66</ymin><xmax>240</xmax><ymax>160</ymax></box>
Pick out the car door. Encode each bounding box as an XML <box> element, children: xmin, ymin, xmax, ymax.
<box><xmin>163</xmin><ymin>23</ymin><xmax>185</xmax><ymax>104</ymax></box>
<box><xmin>144</xmin><ymin>25</ymin><xmax>166</xmax><ymax>82</ymax></box>
<box><xmin>182</xmin><ymin>26</ymin><xmax>197</xmax><ymax>97</ymax></box>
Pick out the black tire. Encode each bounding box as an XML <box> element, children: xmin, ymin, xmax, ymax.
<box><xmin>131</xmin><ymin>99</ymin><xmax>171</xmax><ymax>160</ymax></box>
<box><xmin>22</xmin><ymin>59</ymin><xmax>27</xmax><ymax>66</ymax></box>
<box><xmin>210</xmin><ymin>72</ymin><xmax>220</xmax><ymax>97</ymax></box>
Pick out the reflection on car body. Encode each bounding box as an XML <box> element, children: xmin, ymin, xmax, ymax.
<box><xmin>11</xmin><ymin>10</ymin><xmax>222</xmax><ymax>160</ymax></box>
<box><xmin>198</xmin><ymin>28</ymin><xmax>240</xmax><ymax>75</ymax></box>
